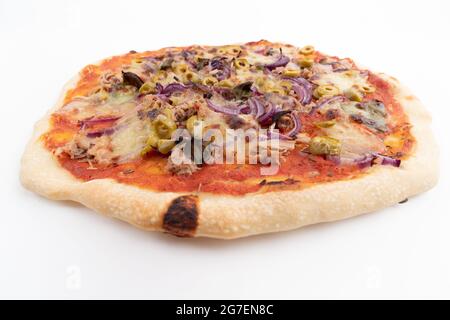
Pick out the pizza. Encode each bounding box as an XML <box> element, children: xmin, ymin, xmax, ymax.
<box><xmin>20</xmin><ymin>40</ymin><xmax>438</xmax><ymax>239</ymax></box>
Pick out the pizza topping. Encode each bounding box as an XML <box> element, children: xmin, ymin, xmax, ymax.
<box><xmin>375</xmin><ymin>153</ymin><xmax>401</xmax><ymax>167</ymax></box>
<box><xmin>310</xmin><ymin>95</ymin><xmax>346</xmax><ymax>114</ymax></box>
<box><xmin>110</xmin><ymin>114</ymin><xmax>152</xmax><ymax>163</ymax></box>
<box><xmin>314</xmin><ymin>84</ymin><xmax>340</xmax><ymax>99</ymax></box>
<box><xmin>122</xmin><ymin>71</ymin><xmax>144</xmax><ymax>89</ymax></box>
<box><xmin>231</xmin><ymin>81</ymin><xmax>253</xmax><ymax>101</ymax></box>
<box><xmin>206</xmin><ymin>99</ymin><xmax>245</xmax><ymax>115</ymax></box>
<box><xmin>209</xmin><ymin>57</ymin><xmax>231</xmax><ymax>80</ymax></box>
<box><xmin>344</xmin><ymin>87</ymin><xmax>364</xmax><ymax>102</ymax></box>
<box><xmin>321</xmin><ymin>122</ymin><xmax>385</xmax><ymax>158</ymax></box>
<box><xmin>299</xmin><ymin>45</ymin><xmax>315</xmax><ymax>55</ymax></box>
<box><xmin>287</xmin><ymin>77</ymin><xmax>313</xmax><ymax>105</ymax></box>
<box><xmin>342</xmin><ymin>100</ymin><xmax>388</xmax><ymax>132</ymax></box>
<box><xmin>313</xmin><ymin>70</ymin><xmax>369</xmax><ymax>93</ymax></box>
<box><xmin>246</xmin><ymin>97</ymin><xmax>265</xmax><ymax>119</ymax></box>
<box><xmin>264</xmin><ymin>50</ymin><xmax>290</xmax><ymax>70</ymax></box>
<box><xmin>79</xmin><ymin>116</ymin><xmax>121</xmax><ymax>127</ymax></box>
<box><xmin>278</xmin><ymin>111</ymin><xmax>301</xmax><ymax>137</ymax></box>
<box><xmin>309</xmin><ymin>136</ymin><xmax>341</xmax><ymax>156</ymax></box>
<box><xmin>167</xmin><ymin>146</ymin><xmax>199</xmax><ymax>175</ymax></box>
<box><xmin>153</xmin><ymin>113</ymin><xmax>177</xmax><ymax>139</ymax></box>
<box><xmin>157</xmin><ymin>82</ymin><xmax>190</xmax><ymax>96</ymax></box>
<box><xmin>47</xmin><ymin>41</ymin><xmax>412</xmax><ymax>191</ymax></box>
<box><xmin>85</xmin><ymin>127</ymin><xmax>116</xmax><ymax>138</ymax></box>
<box><xmin>355</xmin><ymin>153</ymin><xmax>401</xmax><ymax>169</ymax></box>
<box><xmin>159</xmin><ymin>58</ymin><xmax>174</xmax><ymax>71</ymax></box>
<box><xmin>58</xmin><ymin>134</ymin><xmax>114</xmax><ymax>165</ymax></box>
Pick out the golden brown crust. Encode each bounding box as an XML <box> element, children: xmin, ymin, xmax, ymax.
<box><xmin>20</xmin><ymin>49</ymin><xmax>439</xmax><ymax>239</ymax></box>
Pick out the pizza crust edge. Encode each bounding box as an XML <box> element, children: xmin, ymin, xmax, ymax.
<box><xmin>20</xmin><ymin>70</ymin><xmax>439</xmax><ymax>239</ymax></box>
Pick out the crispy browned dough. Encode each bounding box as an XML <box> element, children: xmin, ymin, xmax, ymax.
<box><xmin>20</xmin><ymin>44</ymin><xmax>439</xmax><ymax>239</ymax></box>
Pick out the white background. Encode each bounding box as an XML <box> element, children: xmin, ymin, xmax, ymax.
<box><xmin>1</xmin><ymin>0</ymin><xmax>449</xmax><ymax>299</ymax></box>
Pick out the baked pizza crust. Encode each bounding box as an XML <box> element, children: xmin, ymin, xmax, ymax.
<box><xmin>20</xmin><ymin>61</ymin><xmax>439</xmax><ymax>239</ymax></box>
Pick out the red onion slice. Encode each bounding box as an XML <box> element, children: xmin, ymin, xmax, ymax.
<box><xmin>355</xmin><ymin>154</ymin><xmax>375</xmax><ymax>169</ymax></box>
<box><xmin>155</xmin><ymin>83</ymin><xmax>164</xmax><ymax>93</ymax></box>
<box><xmin>326</xmin><ymin>155</ymin><xmax>341</xmax><ymax>165</ymax></box>
<box><xmin>206</xmin><ymin>100</ymin><xmax>245</xmax><ymax>115</ymax></box>
<box><xmin>248</xmin><ymin>97</ymin><xmax>265</xmax><ymax>119</ymax></box>
<box><xmin>309</xmin><ymin>95</ymin><xmax>346</xmax><ymax>114</ymax></box>
<box><xmin>284</xmin><ymin>77</ymin><xmax>313</xmax><ymax>105</ymax></box>
<box><xmin>86</xmin><ymin>127</ymin><xmax>116</xmax><ymax>138</ymax></box>
<box><xmin>79</xmin><ymin>116</ymin><xmax>121</xmax><ymax>127</ymax></box>
<box><xmin>291</xmin><ymin>78</ymin><xmax>313</xmax><ymax>92</ymax></box>
<box><xmin>158</xmin><ymin>82</ymin><xmax>190</xmax><ymax>96</ymax></box>
<box><xmin>376</xmin><ymin>154</ymin><xmax>401</xmax><ymax>167</ymax></box>
<box><xmin>258</xmin><ymin>103</ymin><xmax>281</xmax><ymax>126</ymax></box>
<box><xmin>285</xmin><ymin>112</ymin><xmax>302</xmax><ymax>137</ymax></box>
<box><xmin>191</xmin><ymin>82</ymin><xmax>212</xmax><ymax>93</ymax></box>
<box><xmin>355</xmin><ymin>153</ymin><xmax>401</xmax><ymax>168</ymax></box>
<box><xmin>265</xmin><ymin>54</ymin><xmax>290</xmax><ymax>70</ymax></box>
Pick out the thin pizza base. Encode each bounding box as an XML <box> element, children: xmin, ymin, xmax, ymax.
<box><xmin>21</xmin><ymin>67</ymin><xmax>439</xmax><ymax>239</ymax></box>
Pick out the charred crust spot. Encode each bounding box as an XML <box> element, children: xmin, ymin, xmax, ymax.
<box><xmin>259</xmin><ymin>178</ymin><xmax>299</xmax><ymax>186</ymax></box>
<box><xmin>163</xmin><ymin>195</ymin><xmax>199</xmax><ymax>237</ymax></box>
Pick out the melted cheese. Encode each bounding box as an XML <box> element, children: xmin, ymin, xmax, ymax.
<box><xmin>314</xmin><ymin>71</ymin><xmax>370</xmax><ymax>93</ymax></box>
<box><xmin>111</xmin><ymin>114</ymin><xmax>152</xmax><ymax>162</ymax></box>
<box><xmin>322</xmin><ymin>122</ymin><xmax>385</xmax><ymax>158</ymax></box>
